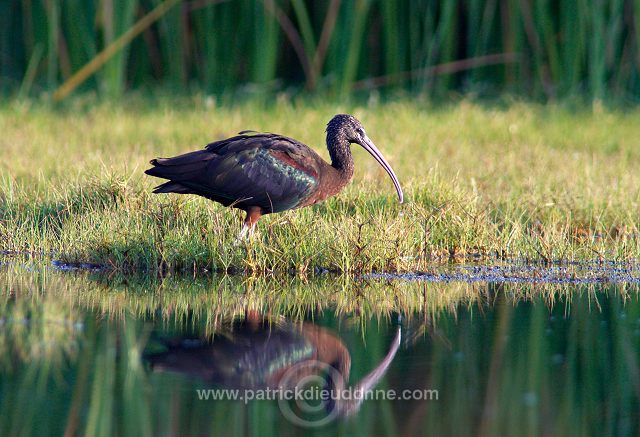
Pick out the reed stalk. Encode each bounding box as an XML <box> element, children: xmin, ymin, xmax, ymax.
<box><xmin>0</xmin><ymin>0</ymin><xmax>636</xmax><ymax>101</ymax></box>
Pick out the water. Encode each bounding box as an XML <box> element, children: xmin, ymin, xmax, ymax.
<box><xmin>1</xmin><ymin>259</ymin><xmax>639</xmax><ymax>436</ymax></box>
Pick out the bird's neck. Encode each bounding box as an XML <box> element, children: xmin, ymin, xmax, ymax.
<box><xmin>327</xmin><ymin>134</ymin><xmax>355</xmax><ymax>181</ymax></box>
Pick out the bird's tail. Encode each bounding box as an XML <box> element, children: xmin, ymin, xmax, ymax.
<box><xmin>150</xmin><ymin>181</ymin><xmax>194</xmax><ymax>194</ymax></box>
<box><xmin>145</xmin><ymin>150</ymin><xmax>214</xmax><ymax>194</ymax></box>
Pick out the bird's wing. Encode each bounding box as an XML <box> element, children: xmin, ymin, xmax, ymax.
<box><xmin>147</xmin><ymin>134</ymin><xmax>322</xmax><ymax>212</ymax></box>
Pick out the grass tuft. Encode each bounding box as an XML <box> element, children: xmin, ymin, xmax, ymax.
<box><xmin>1</xmin><ymin>98</ymin><xmax>639</xmax><ymax>274</ymax></box>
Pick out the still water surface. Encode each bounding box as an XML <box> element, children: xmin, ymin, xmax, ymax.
<box><xmin>0</xmin><ymin>260</ymin><xmax>639</xmax><ymax>436</ymax></box>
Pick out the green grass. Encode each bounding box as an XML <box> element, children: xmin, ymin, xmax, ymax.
<box><xmin>1</xmin><ymin>97</ymin><xmax>640</xmax><ymax>274</ymax></box>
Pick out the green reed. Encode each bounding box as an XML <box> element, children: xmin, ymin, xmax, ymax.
<box><xmin>3</xmin><ymin>0</ymin><xmax>640</xmax><ymax>100</ymax></box>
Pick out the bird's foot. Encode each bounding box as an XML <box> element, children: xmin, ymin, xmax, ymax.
<box><xmin>234</xmin><ymin>224</ymin><xmax>257</xmax><ymax>245</ymax></box>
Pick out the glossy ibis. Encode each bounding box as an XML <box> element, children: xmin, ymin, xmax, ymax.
<box><xmin>145</xmin><ymin>313</ymin><xmax>401</xmax><ymax>418</ymax></box>
<box><xmin>145</xmin><ymin>114</ymin><xmax>403</xmax><ymax>238</ymax></box>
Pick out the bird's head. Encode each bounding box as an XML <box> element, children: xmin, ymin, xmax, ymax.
<box><xmin>326</xmin><ymin>114</ymin><xmax>404</xmax><ymax>203</ymax></box>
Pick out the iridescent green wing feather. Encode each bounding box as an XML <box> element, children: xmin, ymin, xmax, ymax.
<box><xmin>146</xmin><ymin>133</ymin><xmax>321</xmax><ymax>213</ymax></box>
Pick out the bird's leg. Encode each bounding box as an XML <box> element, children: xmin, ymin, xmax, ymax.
<box><xmin>237</xmin><ymin>224</ymin><xmax>251</xmax><ymax>241</ymax></box>
<box><xmin>236</xmin><ymin>207</ymin><xmax>262</xmax><ymax>241</ymax></box>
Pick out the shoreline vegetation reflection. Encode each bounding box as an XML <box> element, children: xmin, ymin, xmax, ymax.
<box><xmin>0</xmin><ymin>259</ymin><xmax>639</xmax><ymax>435</ymax></box>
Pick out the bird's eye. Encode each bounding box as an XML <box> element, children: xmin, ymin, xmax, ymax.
<box><xmin>357</xmin><ymin>128</ymin><xmax>365</xmax><ymax>136</ymax></box>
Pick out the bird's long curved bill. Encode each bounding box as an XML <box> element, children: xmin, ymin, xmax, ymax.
<box><xmin>361</xmin><ymin>136</ymin><xmax>404</xmax><ymax>203</ymax></box>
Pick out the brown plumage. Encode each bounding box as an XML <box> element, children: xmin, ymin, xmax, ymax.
<box><xmin>145</xmin><ymin>114</ymin><xmax>403</xmax><ymax>238</ymax></box>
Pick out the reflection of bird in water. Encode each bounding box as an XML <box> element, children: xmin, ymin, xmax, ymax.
<box><xmin>144</xmin><ymin>313</ymin><xmax>401</xmax><ymax>417</ymax></box>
